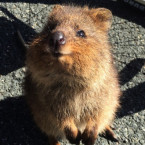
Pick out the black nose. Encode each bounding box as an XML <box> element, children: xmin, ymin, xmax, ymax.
<box><xmin>51</xmin><ymin>31</ymin><xmax>66</xmax><ymax>50</ymax></box>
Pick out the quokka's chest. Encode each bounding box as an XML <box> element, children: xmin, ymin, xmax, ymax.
<box><xmin>43</xmin><ymin>87</ymin><xmax>103</xmax><ymax>120</ymax></box>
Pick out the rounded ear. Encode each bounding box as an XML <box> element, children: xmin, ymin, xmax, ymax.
<box><xmin>52</xmin><ymin>4</ymin><xmax>63</xmax><ymax>13</ymax></box>
<box><xmin>86</xmin><ymin>8</ymin><xmax>112</xmax><ymax>32</ymax></box>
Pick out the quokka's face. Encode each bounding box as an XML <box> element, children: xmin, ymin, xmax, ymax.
<box><xmin>27</xmin><ymin>5</ymin><xmax>112</xmax><ymax>78</ymax></box>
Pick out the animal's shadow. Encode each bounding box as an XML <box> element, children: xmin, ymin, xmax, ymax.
<box><xmin>0</xmin><ymin>97</ymin><xmax>50</xmax><ymax>145</ymax></box>
<box><xmin>0</xmin><ymin>6</ymin><xmax>36</xmax><ymax>75</ymax></box>
<box><xmin>118</xmin><ymin>58</ymin><xmax>145</xmax><ymax>117</ymax></box>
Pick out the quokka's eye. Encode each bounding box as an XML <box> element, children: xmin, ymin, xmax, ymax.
<box><xmin>76</xmin><ymin>30</ymin><xmax>86</xmax><ymax>38</ymax></box>
<box><xmin>48</xmin><ymin>23</ymin><xmax>57</xmax><ymax>31</ymax></box>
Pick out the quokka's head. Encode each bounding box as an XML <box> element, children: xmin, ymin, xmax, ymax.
<box><xmin>26</xmin><ymin>5</ymin><xmax>113</xmax><ymax>80</ymax></box>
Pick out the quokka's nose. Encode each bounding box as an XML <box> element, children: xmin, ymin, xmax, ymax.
<box><xmin>50</xmin><ymin>31</ymin><xmax>66</xmax><ymax>57</ymax></box>
<box><xmin>52</xmin><ymin>31</ymin><xmax>66</xmax><ymax>47</ymax></box>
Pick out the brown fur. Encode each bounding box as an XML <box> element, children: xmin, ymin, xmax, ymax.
<box><xmin>24</xmin><ymin>5</ymin><xmax>121</xmax><ymax>145</ymax></box>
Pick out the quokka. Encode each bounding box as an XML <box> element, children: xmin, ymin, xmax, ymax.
<box><xmin>24</xmin><ymin>5</ymin><xmax>121</xmax><ymax>145</ymax></box>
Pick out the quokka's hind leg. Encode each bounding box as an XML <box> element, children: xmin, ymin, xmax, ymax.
<box><xmin>82</xmin><ymin>119</ymin><xmax>98</xmax><ymax>145</ymax></box>
<box><xmin>104</xmin><ymin>126</ymin><xmax>119</xmax><ymax>142</ymax></box>
<box><xmin>48</xmin><ymin>136</ymin><xmax>61</xmax><ymax>145</ymax></box>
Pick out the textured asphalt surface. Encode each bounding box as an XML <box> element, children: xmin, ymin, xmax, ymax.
<box><xmin>0</xmin><ymin>0</ymin><xmax>145</xmax><ymax>145</ymax></box>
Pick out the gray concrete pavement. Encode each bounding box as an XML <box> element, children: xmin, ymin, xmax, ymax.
<box><xmin>0</xmin><ymin>0</ymin><xmax>145</xmax><ymax>145</ymax></box>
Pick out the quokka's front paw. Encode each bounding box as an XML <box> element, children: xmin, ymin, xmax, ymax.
<box><xmin>64</xmin><ymin>127</ymin><xmax>81</xmax><ymax>144</ymax></box>
<box><xmin>82</xmin><ymin>126</ymin><xmax>98</xmax><ymax>145</ymax></box>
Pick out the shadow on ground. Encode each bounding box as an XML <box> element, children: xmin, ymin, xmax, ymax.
<box><xmin>120</xmin><ymin>58</ymin><xmax>145</xmax><ymax>86</ymax></box>
<box><xmin>0</xmin><ymin>97</ymin><xmax>49</xmax><ymax>145</ymax></box>
<box><xmin>0</xmin><ymin>6</ymin><xmax>36</xmax><ymax>75</ymax></box>
<box><xmin>118</xmin><ymin>58</ymin><xmax>145</xmax><ymax>117</ymax></box>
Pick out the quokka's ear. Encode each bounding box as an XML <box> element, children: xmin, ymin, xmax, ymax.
<box><xmin>86</xmin><ymin>8</ymin><xmax>112</xmax><ymax>32</ymax></box>
<box><xmin>51</xmin><ymin>4</ymin><xmax>63</xmax><ymax>14</ymax></box>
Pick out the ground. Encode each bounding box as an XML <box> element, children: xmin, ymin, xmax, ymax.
<box><xmin>0</xmin><ymin>0</ymin><xmax>145</xmax><ymax>145</ymax></box>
